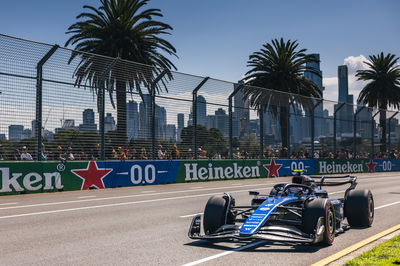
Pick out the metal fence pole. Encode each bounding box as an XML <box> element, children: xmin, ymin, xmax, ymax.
<box><xmin>150</xmin><ymin>69</ymin><xmax>168</xmax><ymax>160</ymax></box>
<box><xmin>310</xmin><ymin>100</ymin><xmax>322</xmax><ymax>157</ymax></box>
<box><xmin>191</xmin><ymin>77</ymin><xmax>209</xmax><ymax>159</ymax></box>
<box><xmin>228</xmin><ymin>82</ymin><xmax>244</xmax><ymax>159</ymax></box>
<box><xmin>387</xmin><ymin>112</ymin><xmax>398</xmax><ymax>153</ymax></box>
<box><xmin>259</xmin><ymin>106</ymin><xmax>264</xmax><ymax>159</ymax></box>
<box><xmin>98</xmin><ymin>58</ymin><xmax>119</xmax><ymax>160</ymax></box>
<box><xmin>35</xmin><ymin>45</ymin><xmax>58</xmax><ymax>161</ymax></box>
<box><xmin>371</xmin><ymin>111</ymin><xmax>380</xmax><ymax>158</ymax></box>
<box><xmin>353</xmin><ymin>106</ymin><xmax>365</xmax><ymax>156</ymax></box>
<box><xmin>333</xmin><ymin>102</ymin><xmax>346</xmax><ymax>156</ymax></box>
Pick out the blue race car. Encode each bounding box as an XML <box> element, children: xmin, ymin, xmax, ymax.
<box><xmin>188</xmin><ymin>171</ymin><xmax>374</xmax><ymax>245</ymax></box>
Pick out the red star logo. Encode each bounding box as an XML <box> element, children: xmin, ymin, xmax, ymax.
<box><xmin>365</xmin><ymin>160</ymin><xmax>378</xmax><ymax>173</ymax></box>
<box><xmin>263</xmin><ymin>159</ymin><xmax>283</xmax><ymax>177</ymax></box>
<box><xmin>71</xmin><ymin>161</ymin><xmax>112</xmax><ymax>189</ymax></box>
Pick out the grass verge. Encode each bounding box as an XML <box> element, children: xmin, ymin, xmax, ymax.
<box><xmin>344</xmin><ymin>233</ymin><xmax>400</xmax><ymax>265</ymax></box>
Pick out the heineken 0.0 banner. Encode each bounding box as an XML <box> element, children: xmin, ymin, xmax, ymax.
<box><xmin>0</xmin><ymin>158</ymin><xmax>398</xmax><ymax>195</ymax></box>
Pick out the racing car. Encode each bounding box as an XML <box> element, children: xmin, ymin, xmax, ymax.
<box><xmin>188</xmin><ymin>170</ymin><xmax>374</xmax><ymax>245</ymax></box>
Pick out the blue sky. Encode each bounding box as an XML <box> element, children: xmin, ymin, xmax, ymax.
<box><xmin>1</xmin><ymin>0</ymin><xmax>399</xmax><ymax>101</ymax></box>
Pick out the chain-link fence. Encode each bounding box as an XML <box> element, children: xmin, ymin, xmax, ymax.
<box><xmin>1</xmin><ymin>33</ymin><xmax>399</xmax><ymax>161</ymax></box>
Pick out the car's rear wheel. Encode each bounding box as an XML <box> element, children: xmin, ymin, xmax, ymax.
<box><xmin>345</xmin><ymin>189</ymin><xmax>374</xmax><ymax>227</ymax></box>
<box><xmin>203</xmin><ymin>195</ymin><xmax>234</xmax><ymax>234</ymax></box>
<box><xmin>303</xmin><ymin>198</ymin><xmax>335</xmax><ymax>245</ymax></box>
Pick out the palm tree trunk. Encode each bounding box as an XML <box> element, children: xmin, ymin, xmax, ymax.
<box><xmin>116</xmin><ymin>79</ymin><xmax>127</xmax><ymax>145</ymax></box>
<box><xmin>280</xmin><ymin>106</ymin><xmax>289</xmax><ymax>150</ymax></box>
<box><xmin>380</xmin><ymin>110</ymin><xmax>386</xmax><ymax>153</ymax></box>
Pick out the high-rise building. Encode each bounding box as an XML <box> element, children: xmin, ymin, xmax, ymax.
<box><xmin>177</xmin><ymin>113</ymin><xmax>184</xmax><ymax>141</ymax></box>
<box><xmin>79</xmin><ymin>109</ymin><xmax>97</xmax><ymax>132</ymax></box>
<box><xmin>165</xmin><ymin>124</ymin><xmax>176</xmax><ymax>142</ymax></box>
<box><xmin>155</xmin><ymin>105</ymin><xmax>167</xmax><ymax>139</ymax></box>
<box><xmin>139</xmin><ymin>94</ymin><xmax>152</xmax><ymax>138</ymax></box>
<box><xmin>127</xmin><ymin>100</ymin><xmax>139</xmax><ymax>140</ymax></box>
<box><xmin>31</xmin><ymin>120</ymin><xmax>37</xmax><ymax>138</ymax></box>
<box><xmin>336</xmin><ymin>65</ymin><xmax>354</xmax><ymax>134</ymax></box>
<box><xmin>104</xmin><ymin>113</ymin><xmax>116</xmax><ymax>133</ymax></box>
<box><xmin>304</xmin><ymin>53</ymin><xmax>325</xmax><ymax>138</ymax></box>
<box><xmin>215</xmin><ymin>108</ymin><xmax>228</xmax><ymax>137</ymax></box>
<box><xmin>233</xmin><ymin>82</ymin><xmax>250</xmax><ymax>138</ymax></box>
<box><xmin>189</xmin><ymin>95</ymin><xmax>207</xmax><ymax>127</ymax></box>
<box><xmin>8</xmin><ymin>125</ymin><xmax>24</xmax><ymax>141</ymax></box>
<box><xmin>356</xmin><ymin>100</ymin><xmax>373</xmax><ymax>138</ymax></box>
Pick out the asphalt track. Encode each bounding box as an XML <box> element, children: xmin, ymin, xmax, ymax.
<box><xmin>0</xmin><ymin>172</ymin><xmax>399</xmax><ymax>265</ymax></box>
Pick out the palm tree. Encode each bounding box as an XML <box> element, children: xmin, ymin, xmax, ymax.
<box><xmin>242</xmin><ymin>38</ymin><xmax>322</xmax><ymax>149</ymax></box>
<box><xmin>356</xmin><ymin>53</ymin><xmax>400</xmax><ymax>153</ymax></box>
<box><xmin>65</xmin><ymin>0</ymin><xmax>177</xmax><ymax>143</ymax></box>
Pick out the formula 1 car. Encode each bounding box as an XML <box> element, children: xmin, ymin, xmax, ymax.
<box><xmin>188</xmin><ymin>170</ymin><xmax>374</xmax><ymax>245</ymax></box>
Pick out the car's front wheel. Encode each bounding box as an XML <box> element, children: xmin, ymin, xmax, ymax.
<box><xmin>345</xmin><ymin>189</ymin><xmax>374</xmax><ymax>227</ymax></box>
<box><xmin>203</xmin><ymin>194</ymin><xmax>235</xmax><ymax>234</ymax></box>
<box><xmin>303</xmin><ymin>198</ymin><xmax>335</xmax><ymax>245</ymax></box>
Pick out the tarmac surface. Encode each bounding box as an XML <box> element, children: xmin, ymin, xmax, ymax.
<box><xmin>0</xmin><ymin>172</ymin><xmax>399</xmax><ymax>265</ymax></box>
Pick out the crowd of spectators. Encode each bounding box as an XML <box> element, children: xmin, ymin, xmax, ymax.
<box><xmin>2</xmin><ymin>144</ymin><xmax>400</xmax><ymax>161</ymax></box>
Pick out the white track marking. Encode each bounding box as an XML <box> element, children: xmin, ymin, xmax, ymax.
<box><xmin>77</xmin><ymin>196</ymin><xmax>96</xmax><ymax>199</ymax></box>
<box><xmin>0</xmin><ymin>188</ymin><xmax>269</xmax><ymax>220</ymax></box>
<box><xmin>0</xmin><ymin>203</ymin><xmax>18</xmax><ymax>206</ymax></box>
<box><xmin>375</xmin><ymin>200</ymin><xmax>400</xmax><ymax>210</ymax></box>
<box><xmin>141</xmin><ymin>191</ymin><xmax>156</xmax><ymax>193</ymax></box>
<box><xmin>180</xmin><ymin>213</ymin><xmax>203</xmax><ymax>218</ymax></box>
<box><xmin>0</xmin><ymin>183</ymin><xmax>273</xmax><ymax>211</ymax></box>
<box><xmin>181</xmin><ymin>241</ymin><xmax>267</xmax><ymax>266</ymax></box>
<box><xmin>190</xmin><ymin>187</ymin><xmax>204</xmax><ymax>189</ymax></box>
<box><xmin>329</xmin><ymin>190</ymin><xmax>345</xmax><ymax>195</ymax></box>
<box><xmin>180</xmin><ymin>201</ymin><xmax>400</xmax><ymax>265</ymax></box>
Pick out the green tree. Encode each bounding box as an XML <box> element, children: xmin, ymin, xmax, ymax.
<box><xmin>65</xmin><ymin>0</ymin><xmax>177</xmax><ymax>143</ymax></box>
<box><xmin>356</xmin><ymin>53</ymin><xmax>400</xmax><ymax>153</ymax></box>
<box><xmin>242</xmin><ymin>38</ymin><xmax>322</xmax><ymax>149</ymax></box>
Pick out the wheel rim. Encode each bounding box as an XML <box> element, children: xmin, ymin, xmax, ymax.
<box><xmin>327</xmin><ymin>208</ymin><xmax>335</xmax><ymax>234</ymax></box>
<box><xmin>369</xmin><ymin>194</ymin><xmax>374</xmax><ymax>220</ymax></box>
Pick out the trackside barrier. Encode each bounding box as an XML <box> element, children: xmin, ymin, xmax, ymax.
<box><xmin>0</xmin><ymin>159</ymin><xmax>397</xmax><ymax>195</ymax></box>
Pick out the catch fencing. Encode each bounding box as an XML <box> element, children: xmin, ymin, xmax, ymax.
<box><xmin>0</xmin><ymin>33</ymin><xmax>399</xmax><ymax>162</ymax></box>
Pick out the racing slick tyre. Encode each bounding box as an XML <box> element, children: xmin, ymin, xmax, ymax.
<box><xmin>203</xmin><ymin>195</ymin><xmax>235</xmax><ymax>234</ymax></box>
<box><xmin>303</xmin><ymin>198</ymin><xmax>335</xmax><ymax>245</ymax></box>
<box><xmin>345</xmin><ymin>189</ymin><xmax>374</xmax><ymax>227</ymax></box>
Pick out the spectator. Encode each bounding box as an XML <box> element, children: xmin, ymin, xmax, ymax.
<box><xmin>140</xmin><ymin>148</ymin><xmax>148</xmax><ymax>160</ymax></box>
<box><xmin>157</xmin><ymin>145</ymin><xmax>165</xmax><ymax>160</ymax></box>
<box><xmin>20</xmin><ymin>146</ymin><xmax>33</xmax><ymax>161</ymax></box>
<box><xmin>171</xmin><ymin>145</ymin><xmax>180</xmax><ymax>159</ymax></box>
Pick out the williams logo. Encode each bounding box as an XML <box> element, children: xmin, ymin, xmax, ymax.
<box><xmin>184</xmin><ymin>163</ymin><xmax>260</xmax><ymax>181</ymax></box>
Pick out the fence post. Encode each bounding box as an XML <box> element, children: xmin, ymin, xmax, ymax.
<box><xmin>353</xmin><ymin>106</ymin><xmax>365</xmax><ymax>156</ymax></box>
<box><xmin>310</xmin><ymin>100</ymin><xmax>322</xmax><ymax>157</ymax></box>
<box><xmin>149</xmin><ymin>69</ymin><xmax>168</xmax><ymax>160</ymax></box>
<box><xmin>191</xmin><ymin>77</ymin><xmax>209</xmax><ymax>159</ymax></box>
<box><xmin>35</xmin><ymin>45</ymin><xmax>58</xmax><ymax>161</ymax></box>
<box><xmin>228</xmin><ymin>82</ymin><xmax>244</xmax><ymax>159</ymax></box>
<box><xmin>98</xmin><ymin>58</ymin><xmax>119</xmax><ymax>160</ymax></box>
<box><xmin>387</xmin><ymin>112</ymin><xmax>398</xmax><ymax>153</ymax></box>
<box><xmin>371</xmin><ymin>111</ymin><xmax>380</xmax><ymax>158</ymax></box>
<box><xmin>333</xmin><ymin>102</ymin><xmax>346</xmax><ymax>156</ymax></box>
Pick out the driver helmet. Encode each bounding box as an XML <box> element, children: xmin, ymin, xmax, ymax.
<box><xmin>292</xmin><ymin>175</ymin><xmax>314</xmax><ymax>186</ymax></box>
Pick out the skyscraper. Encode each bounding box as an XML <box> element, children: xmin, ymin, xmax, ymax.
<box><xmin>304</xmin><ymin>53</ymin><xmax>325</xmax><ymax>138</ymax></box>
<box><xmin>233</xmin><ymin>82</ymin><xmax>250</xmax><ymax>138</ymax></box>
<box><xmin>79</xmin><ymin>109</ymin><xmax>97</xmax><ymax>132</ymax></box>
<box><xmin>215</xmin><ymin>108</ymin><xmax>228</xmax><ymax>137</ymax></box>
<box><xmin>189</xmin><ymin>95</ymin><xmax>207</xmax><ymax>127</ymax></box>
<box><xmin>127</xmin><ymin>100</ymin><xmax>139</xmax><ymax>140</ymax></box>
<box><xmin>104</xmin><ymin>113</ymin><xmax>116</xmax><ymax>133</ymax></box>
<box><xmin>8</xmin><ymin>125</ymin><xmax>24</xmax><ymax>141</ymax></box>
<box><xmin>177</xmin><ymin>113</ymin><xmax>184</xmax><ymax>141</ymax></box>
<box><xmin>336</xmin><ymin>65</ymin><xmax>354</xmax><ymax>134</ymax></box>
<box><xmin>139</xmin><ymin>94</ymin><xmax>152</xmax><ymax>138</ymax></box>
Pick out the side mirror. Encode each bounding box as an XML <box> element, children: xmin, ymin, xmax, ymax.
<box><xmin>249</xmin><ymin>191</ymin><xmax>259</xmax><ymax>196</ymax></box>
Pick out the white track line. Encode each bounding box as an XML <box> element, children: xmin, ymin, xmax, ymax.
<box><xmin>182</xmin><ymin>240</ymin><xmax>267</xmax><ymax>266</ymax></box>
<box><xmin>0</xmin><ymin>203</ymin><xmax>18</xmax><ymax>206</ymax></box>
<box><xmin>180</xmin><ymin>201</ymin><xmax>400</xmax><ymax>265</ymax></box>
<box><xmin>0</xmin><ymin>183</ymin><xmax>273</xmax><ymax>211</ymax></box>
<box><xmin>77</xmin><ymin>196</ymin><xmax>96</xmax><ymax>199</ymax></box>
<box><xmin>141</xmin><ymin>191</ymin><xmax>156</xmax><ymax>193</ymax></box>
<box><xmin>0</xmin><ymin>188</ymin><xmax>268</xmax><ymax>220</ymax></box>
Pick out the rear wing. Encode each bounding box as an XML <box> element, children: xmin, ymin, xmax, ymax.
<box><xmin>313</xmin><ymin>175</ymin><xmax>357</xmax><ymax>197</ymax></box>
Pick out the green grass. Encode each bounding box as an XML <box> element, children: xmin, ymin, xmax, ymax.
<box><xmin>344</xmin><ymin>233</ymin><xmax>400</xmax><ymax>266</ymax></box>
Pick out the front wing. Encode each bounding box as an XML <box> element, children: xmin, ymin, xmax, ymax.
<box><xmin>188</xmin><ymin>215</ymin><xmax>326</xmax><ymax>244</ymax></box>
